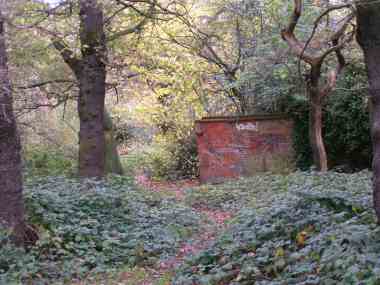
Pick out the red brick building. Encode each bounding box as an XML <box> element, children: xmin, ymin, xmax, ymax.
<box><xmin>195</xmin><ymin>114</ymin><xmax>294</xmax><ymax>183</ymax></box>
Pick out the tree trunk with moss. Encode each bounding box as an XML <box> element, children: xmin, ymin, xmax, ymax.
<box><xmin>104</xmin><ymin>110</ymin><xmax>124</xmax><ymax>175</ymax></box>
<box><xmin>53</xmin><ymin>0</ymin><xmax>107</xmax><ymax>178</ymax></box>
<box><xmin>0</xmin><ymin>13</ymin><xmax>25</xmax><ymax>245</ymax></box>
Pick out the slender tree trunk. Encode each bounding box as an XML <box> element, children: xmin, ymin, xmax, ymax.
<box><xmin>0</xmin><ymin>14</ymin><xmax>25</xmax><ymax>245</ymax></box>
<box><xmin>77</xmin><ymin>0</ymin><xmax>107</xmax><ymax>178</ymax></box>
<box><xmin>356</xmin><ymin>1</ymin><xmax>380</xmax><ymax>221</ymax></box>
<box><xmin>281</xmin><ymin>0</ymin><xmax>351</xmax><ymax>172</ymax></box>
<box><xmin>308</xmin><ymin>89</ymin><xmax>328</xmax><ymax>171</ymax></box>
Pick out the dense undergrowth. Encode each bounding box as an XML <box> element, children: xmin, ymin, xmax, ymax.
<box><xmin>174</xmin><ymin>171</ymin><xmax>380</xmax><ymax>285</ymax></box>
<box><xmin>0</xmin><ymin>176</ymin><xmax>202</xmax><ymax>284</ymax></box>
<box><xmin>1</xmin><ymin>171</ymin><xmax>379</xmax><ymax>284</ymax></box>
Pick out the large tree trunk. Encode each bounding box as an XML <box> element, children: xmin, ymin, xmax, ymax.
<box><xmin>356</xmin><ymin>2</ymin><xmax>380</xmax><ymax>221</ymax></box>
<box><xmin>308</xmin><ymin>89</ymin><xmax>328</xmax><ymax>171</ymax></box>
<box><xmin>0</xmin><ymin>15</ymin><xmax>25</xmax><ymax>245</ymax></box>
<box><xmin>77</xmin><ymin>0</ymin><xmax>107</xmax><ymax>178</ymax></box>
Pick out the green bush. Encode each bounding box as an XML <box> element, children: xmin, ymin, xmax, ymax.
<box><xmin>145</xmin><ymin>145</ymin><xmax>176</xmax><ymax>179</ymax></box>
<box><xmin>166</xmin><ymin>134</ymin><xmax>199</xmax><ymax>179</ymax></box>
<box><xmin>121</xmin><ymin>150</ymin><xmax>150</xmax><ymax>176</ymax></box>
<box><xmin>126</xmin><ymin>133</ymin><xmax>199</xmax><ymax>181</ymax></box>
<box><xmin>24</xmin><ymin>148</ymin><xmax>76</xmax><ymax>177</ymax></box>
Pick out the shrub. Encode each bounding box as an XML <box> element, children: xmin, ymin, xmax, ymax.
<box><xmin>127</xmin><ymin>133</ymin><xmax>199</xmax><ymax>181</ymax></box>
<box><xmin>166</xmin><ymin>133</ymin><xmax>199</xmax><ymax>179</ymax></box>
<box><xmin>24</xmin><ymin>148</ymin><xmax>76</xmax><ymax>177</ymax></box>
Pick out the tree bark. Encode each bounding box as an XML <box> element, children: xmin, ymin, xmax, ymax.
<box><xmin>0</xmin><ymin>14</ymin><xmax>25</xmax><ymax>245</ymax></box>
<box><xmin>356</xmin><ymin>1</ymin><xmax>380</xmax><ymax>221</ymax></box>
<box><xmin>76</xmin><ymin>0</ymin><xmax>107</xmax><ymax>178</ymax></box>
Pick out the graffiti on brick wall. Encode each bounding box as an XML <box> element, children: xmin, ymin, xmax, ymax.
<box><xmin>235</xmin><ymin>122</ymin><xmax>259</xmax><ymax>132</ymax></box>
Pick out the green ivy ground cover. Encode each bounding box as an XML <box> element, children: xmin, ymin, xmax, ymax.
<box><xmin>175</xmin><ymin>171</ymin><xmax>380</xmax><ymax>285</ymax></box>
<box><xmin>1</xmin><ymin>171</ymin><xmax>379</xmax><ymax>285</ymax></box>
<box><xmin>0</xmin><ymin>176</ymin><xmax>202</xmax><ymax>284</ymax></box>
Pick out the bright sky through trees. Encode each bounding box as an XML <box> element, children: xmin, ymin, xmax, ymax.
<box><xmin>43</xmin><ymin>0</ymin><xmax>60</xmax><ymax>5</ymax></box>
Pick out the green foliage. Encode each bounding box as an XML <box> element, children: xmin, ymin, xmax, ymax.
<box><xmin>172</xmin><ymin>134</ymin><xmax>199</xmax><ymax>178</ymax></box>
<box><xmin>141</xmin><ymin>143</ymin><xmax>176</xmax><ymax>180</ymax></box>
<box><xmin>175</xmin><ymin>171</ymin><xmax>380</xmax><ymax>285</ymax></box>
<box><xmin>24</xmin><ymin>148</ymin><xmax>76</xmax><ymax>177</ymax></box>
<box><xmin>126</xmin><ymin>133</ymin><xmax>199</xmax><ymax>180</ymax></box>
<box><xmin>324</xmin><ymin>63</ymin><xmax>371</xmax><ymax>170</ymax></box>
<box><xmin>121</xmin><ymin>150</ymin><xmax>148</xmax><ymax>177</ymax></box>
<box><xmin>0</xmin><ymin>176</ymin><xmax>201</xmax><ymax>284</ymax></box>
<box><xmin>2</xmin><ymin>170</ymin><xmax>378</xmax><ymax>284</ymax></box>
<box><xmin>161</xmin><ymin>134</ymin><xmax>199</xmax><ymax>180</ymax></box>
<box><xmin>184</xmin><ymin>174</ymin><xmax>293</xmax><ymax>211</ymax></box>
<box><xmin>286</xmin><ymin>94</ymin><xmax>314</xmax><ymax>169</ymax></box>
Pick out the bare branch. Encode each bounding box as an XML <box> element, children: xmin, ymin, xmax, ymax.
<box><xmin>15</xmin><ymin>79</ymin><xmax>74</xmax><ymax>90</ymax></box>
<box><xmin>106</xmin><ymin>6</ymin><xmax>154</xmax><ymax>42</ymax></box>
<box><xmin>300</xmin><ymin>7</ymin><xmax>354</xmax><ymax>68</ymax></box>
<box><xmin>321</xmin><ymin>29</ymin><xmax>355</xmax><ymax>97</ymax></box>
<box><xmin>235</xmin><ymin>18</ymin><xmax>243</xmax><ymax>67</ymax></box>
<box><xmin>281</xmin><ymin>0</ymin><xmax>315</xmax><ymax>64</ymax></box>
<box><xmin>282</xmin><ymin>0</ymin><xmax>354</xmax><ymax>84</ymax></box>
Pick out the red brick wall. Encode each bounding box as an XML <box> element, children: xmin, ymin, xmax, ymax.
<box><xmin>196</xmin><ymin>115</ymin><xmax>293</xmax><ymax>183</ymax></box>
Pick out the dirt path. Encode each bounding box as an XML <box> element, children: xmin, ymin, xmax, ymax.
<box><xmin>117</xmin><ymin>176</ymin><xmax>234</xmax><ymax>285</ymax></box>
<box><xmin>135</xmin><ymin>174</ymin><xmax>199</xmax><ymax>200</ymax></box>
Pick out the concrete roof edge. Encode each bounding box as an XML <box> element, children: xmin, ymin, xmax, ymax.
<box><xmin>195</xmin><ymin>113</ymin><xmax>291</xmax><ymax>123</ymax></box>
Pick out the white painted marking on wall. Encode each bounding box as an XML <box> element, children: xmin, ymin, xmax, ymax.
<box><xmin>235</xmin><ymin>122</ymin><xmax>259</xmax><ymax>132</ymax></box>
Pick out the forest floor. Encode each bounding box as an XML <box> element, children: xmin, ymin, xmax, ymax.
<box><xmin>110</xmin><ymin>171</ymin><xmax>380</xmax><ymax>285</ymax></box>
<box><xmin>4</xmin><ymin>171</ymin><xmax>378</xmax><ymax>284</ymax></box>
